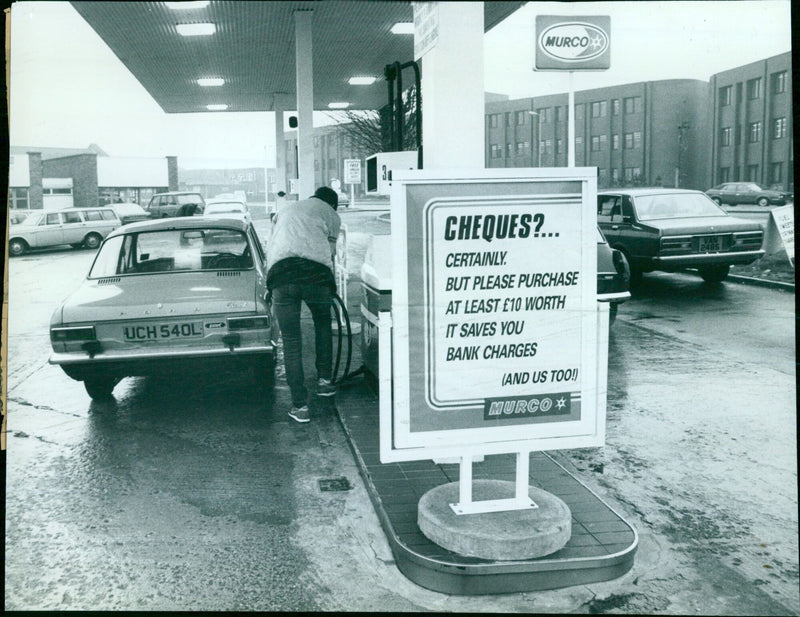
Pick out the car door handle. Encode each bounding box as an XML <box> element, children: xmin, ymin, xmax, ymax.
<box><xmin>611</xmin><ymin>225</ymin><xmax>620</xmax><ymax>230</ymax></box>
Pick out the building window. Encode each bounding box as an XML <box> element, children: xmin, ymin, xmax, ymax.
<box><xmin>719</xmin><ymin>85</ymin><xmax>732</xmax><ymax>106</ymax></box>
<box><xmin>574</xmin><ymin>136</ymin><xmax>583</xmax><ymax>150</ymax></box>
<box><xmin>747</xmin><ymin>164</ymin><xmax>759</xmax><ymax>182</ymax></box>
<box><xmin>545</xmin><ymin>139</ymin><xmax>552</xmax><ymax>154</ymax></box>
<box><xmin>537</xmin><ymin>107</ymin><xmax>551</xmax><ymax>124</ymax></box>
<box><xmin>515</xmin><ymin>110</ymin><xmax>526</xmax><ymax>125</ymax></box>
<box><xmin>554</xmin><ymin>106</ymin><xmax>562</xmax><ymax>122</ymax></box>
<box><xmin>598</xmin><ymin>168</ymin><xmax>607</xmax><ymax>184</ymax></box>
<box><xmin>590</xmin><ymin>101</ymin><xmax>607</xmax><ymax>118</ymax></box>
<box><xmin>506</xmin><ymin>143</ymin><xmax>513</xmax><ymax>158</ymax></box>
<box><xmin>720</xmin><ymin>127</ymin><xmax>732</xmax><ymax>146</ymax></box>
<box><xmin>612</xmin><ymin>99</ymin><xmax>620</xmax><ymax>115</ymax></box>
<box><xmin>8</xmin><ymin>187</ymin><xmax>29</xmax><ymax>209</ymax></box>
<box><xmin>773</xmin><ymin>117</ymin><xmax>787</xmax><ymax>139</ymax></box>
<box><xmin>612</xmin><ymin>134</ymin><xmax>620</xmax><ymax>150</ymax></box>
<box><xmin>489</xmin><ymin>114</ymin><xmax>499</xmax><ymax>128</ymax></box>
<box><xmin>505</xmin><ymin>112</ymin><xmax>511</xmax><ymax>127</ymax></box>
<box><xmin>772</xmin><ymin>71</ymin><xmax>787</xmax><ymax>94</ymax></box>
<box><xmin>574</xmin><ymin>103</ymin><xmax>584</xmax><ymax>119</ymax></box>
<box><xmin>623</xmin><ymin>96</ymin><xmax>642</xmax><ymax>114</ymax></box>
<box><xmin>591</xmin><ymin>136</ymin><xmax>601</xmax><ymax>152</ymax></box>
<box><xmin>746</xmin><ymin>77</ymin><xmax>761</xmax><ymax>100</ymax></box>
<box><xmin>770</xmin><ymin>162</ymin><xmax>783</xmax><ymax>184</ymax></box>
<box><xmin>515</xmin><ymin>141</ymin><xmax>528</xmax><ymax>156</ymax></box>
<box><xmin>490</xmin><ymin>144</ymin><xmax>502</xmax><ymax>159</ymax></box>
<box><xmin>718</xmin><ymin>167</ymin><xmax>730</xmax><ymax>183</ymax></box>
<box><xmin>624</xmin><ymin>166</ymin><xmax>641</xmax><ymax>182</ymax></box>
<box><xmin>556</xmin><ymin>138</ymin><xmax>563</xmax><ymax>154</ymax></box>
<box><xmin>611</xmin><ymin>168</ymin><xmax>620</xmax><ymax>183</ymax></box>
<box><xmin>624</xmin><ymin>133</ymin><xmax>633</xmax><ymax>149</ymax></box>
<box><xmin>748</xmin><ymin>122</ymin><xmax>762</xmax><ymax>143</ymax></box>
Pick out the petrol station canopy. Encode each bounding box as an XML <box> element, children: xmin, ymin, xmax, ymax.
<box><xmin>70</xmin><ymin>1</ymin><xmax>525</xmax><ymax>113</ymax></box>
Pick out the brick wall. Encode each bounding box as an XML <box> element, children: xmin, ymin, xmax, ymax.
<box><xmin>42</xmin><ymin>154</ymin><xmax>99</xmax><ymax>207</ymax></box>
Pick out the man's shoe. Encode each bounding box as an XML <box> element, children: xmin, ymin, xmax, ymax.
<box><xmin>317</xmin><ymin>378</ymin><xmax>336</xmax><ymax>397</ymax></box>
<box><xmin>288</xmin><ymin>405</ymin><xmax>310</xmax><ymax>423</ymax></box>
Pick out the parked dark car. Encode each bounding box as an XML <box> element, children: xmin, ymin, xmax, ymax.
<box><xmin>597</xmin><ymin>188</ymin><xmax>765</xmax><ymax>284</ymax></box>
<box><xmin>596</xmin><ymin>226</ymin><xmax>630</xmax><ymax>324</ymax></box>
<box><xmin>705</xmin><ymin>182</ymin><xmax>791</xmax><ymax>207</ymax></box>
<box><xmin>145</xmin><ymin>191</ymin><xmax>206</xmax><ymax>218</ymax></box>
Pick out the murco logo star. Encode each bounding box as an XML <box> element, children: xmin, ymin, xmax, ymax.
<box><xmin>556</xmin><ymin>396</ymin><xmax>567</xmax><ymax>409</ymax></box>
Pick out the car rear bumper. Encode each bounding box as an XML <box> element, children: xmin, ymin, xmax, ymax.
<box><xmin>653</xmin><ymin>249</ymin><xmax>764</xmax><ymax>268</ymax></box>
<box><xmin>597</xmin><ymin>291</ymin><xmax>631</xmax><ymax>303</ymax></box>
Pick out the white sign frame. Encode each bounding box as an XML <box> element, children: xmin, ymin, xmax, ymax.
<box><xmin>381</xmin><ymin>168</ymin><xmax>605</xmax><ymax>463</ymax></box>
<box><xmin>343</xmin><ymin>158</ymin><xmax>361</xmax><ymax>184</ymax></box>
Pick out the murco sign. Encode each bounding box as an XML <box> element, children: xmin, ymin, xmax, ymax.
<box><xmin>535</xmin><ymin>15</ymin><xmax>610</xmax><ymax>70</ymax></box>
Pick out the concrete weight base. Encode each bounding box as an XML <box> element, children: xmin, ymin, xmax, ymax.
<box><xmin>418</xmin><ymin>480</ymin><xmax>571</xmax><ymax>560</ymax></box>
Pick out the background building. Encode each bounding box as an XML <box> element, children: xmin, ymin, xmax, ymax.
<box><xmin>8</xmin><ymin>145</ymin><xmax>176</xmax><ymax>210</ymax></box>
<box><xmin>486</xmin><ymin>79</ymin><xmax>710</xmax><ymax>190</ymax></box>
<box><xmin>708</xmin><ymin>52</ymin><xmax>792</xmax><ymax>191</ymax></box>
<box><xmin>178</xmin><ymin>167</ymin><xmax>274</xmax><ymax>202</ymax></box>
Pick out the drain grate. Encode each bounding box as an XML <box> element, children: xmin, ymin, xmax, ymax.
<box><xmin>318</xmin><ymin>477</ymin><xmax>353</xmax><ymax>492</ymax></box>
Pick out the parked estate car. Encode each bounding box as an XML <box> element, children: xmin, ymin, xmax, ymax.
<box><xmin>108</xmin><ymin>202</ymin><xmax>152</xmax><ymax>225</ymax></box>
<box><xmin>596</xmin><ymin>226</ymin><xmax>631</xmax><ymax>324</ymax></box>
<box><xmin>204</xmin><ymin>199</ymin><xmax>251</xmax><ymax>224</ymax></box>
<box><xmin>9</xmin><ymin>207</ymin><xmax>122</xmax><ymax>257</ymax></box>
<box><xmin>145</xmin><ymin>191</ymin><xmax>206</xmax><ymax>218</ymax></box>
<box><xmin>48</xmin><ymin>217</ymin><xmax>277</xmax><ymax>400</ymax></box>
<box><xmin>597</xmin><ymin>188</ymin><xmax>765</xmax><ymax>284</ymax></box>
<box><xmin>705</xmin><ymin>182</ymin><xmax>792</xmax><ymax>207</ymax></box>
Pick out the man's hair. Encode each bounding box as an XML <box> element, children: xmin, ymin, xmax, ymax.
<box><xmin>314</xmin><ymin>186</ymin><xmax>338</xmax><ymax>209</ymax></box>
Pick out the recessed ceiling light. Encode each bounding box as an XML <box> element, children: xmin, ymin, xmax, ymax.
<box><xmin>166</xmin><ymin>1</ymin><xmax>209</xmax><ymax>9</ymax></box>
<box><xmin>391</xmin><ymin>22</ymin><xmax>414</xmax><ymax>35</ymax></box>
<box><xmin>176</xmin><ymin>23</ymin><xmax>216</xmax><ymax>36</ymax></box>
<box><xmin>349</xmin><ymin>76</ymin><xmax>376</xmax><ymax>85</ymax></box>
<box><xmin>197</xmin><ymin>78</ymin><xmax>225</xmax><ymax>87</ymax></box>
<box><xmin>206</xmin><ymin>104</ymin><xmax>228</xmax><ymax>111</ymax></box>
<box><xmin>328</xmin><ymin>102</ymin><xmax>350</xmax><ymax>109</ymax></box>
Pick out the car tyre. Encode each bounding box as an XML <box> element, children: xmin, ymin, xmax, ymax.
<box><xmin>627</xmin><ymin>265</ymin><xmax>643</xmax><ymax>288</ymax></box>
<box><xmin>711</xmin><ymin>197</ymin><xmax>722</xmax><ymax>205</ymax></box>
<box><xmin>84</xmin><ymin>377</ymin><xmax>118</xmax><ymax>400</ymax></box>
<box><xmin>609</xmin><ymin>303</ymin><xmax>618</xmax><ymax>325</ymax></box>
<box><xmin>9</xmin><ymin>238</ymin><xmax>28</xmax><ymax>257</ymax></box>
<box><xmin>252</xmin><ymin>353</ymin><xmax>276</xmax><ymax>391</ymax></box>
<box><xmin>699</xmin><ymin>264</ymin><xmax>730</xmax><ymax>283</ymax></box>
<box><xmin>83</xmin><ymin>233</ymin><xmax>103</xmax><ymax>250</ymax></box>
<box><xmin>757</xmin><ymin>196</ymin><xmax>769</xmax><ymax>207</ymax></box>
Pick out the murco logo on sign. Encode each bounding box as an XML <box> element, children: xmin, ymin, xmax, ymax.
<box><xmin>539</xmin><ymin>22</ymin><xmax>609</xmax><ymax>62</ymax></box>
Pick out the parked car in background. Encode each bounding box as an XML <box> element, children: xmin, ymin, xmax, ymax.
<box><xmin>705</xmin><ymin>182</ymin><xmax>792</xmax><ymax>207</ymax></box>
<box><xmin>108</xmin><ymin>202</ymin><xmax>152</xmax><ymax>225</ymax></box>
<box><xmin>8</xmin><ymin>210</ymin><xmax>32</xmax><ymax>225</ymax></box>
<box><xmin>48</xmin><ymin>217</ymin><xmax>277</xmax><ymax>400</ymax></box>
<box><xmin>9</xmin><ymin>207</ymin><xmax>122</xmax><ymax>257</ymax></box>
<box><xmin>596</xmin><ymin>226</ymin><xmax>630</xmax><ymax>324</ymax></box>
<box><xmin>597</xmin><ymin>188</ymin><xmax>765</xmax><ymax>284</ymax></box>
<box><xmin>145</xmin><ymin>191</ymin><xmax>206</xmax><ymax>218</ymax></box>
<box><xmin>204</xmin><ymin>199</ymin><xmax>251</xmax><ymax>224</ymax></box>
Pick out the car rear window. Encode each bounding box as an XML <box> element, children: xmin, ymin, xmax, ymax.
<box><xmin>83</xmin><ymin>210</ymin><xmax>103</xmax><ymax>221</ymax></box>
<box><xmin>88</xmin><ymin>227</ymin><xmax>253</xmax><ymax>278</ymax></box>
<box><xmin>100</xmin><ymin>210</ymin><xmax>119</xmax><ymax>220</ymax></box>
<box><xmin>633</xmin><ymin>193</ymin><xmax>727</xmax><ymax>220</ymax></box>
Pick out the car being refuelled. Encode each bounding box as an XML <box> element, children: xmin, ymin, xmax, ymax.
<box><xmin>49</xmin><ymin>216</ymin><xmax>277</xmax><ymax>400</ymax></box>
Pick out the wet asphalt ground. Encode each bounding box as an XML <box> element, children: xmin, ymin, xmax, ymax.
<box><xmin>4</xmin><ymin>204</ymin><xmax>797</xmax><ymax>612</ymax></box>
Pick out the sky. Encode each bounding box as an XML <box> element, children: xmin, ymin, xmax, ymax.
<box><xmin>7</xmin><ymin>1</ymin><xmax>792</xmax><ymax>169</ymax></box>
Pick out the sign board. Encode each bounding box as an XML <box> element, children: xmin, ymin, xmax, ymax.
<box><xmin>289</xmin><ymin>178</ymin><xmax>299</xmax><ymax>195</ymax></box>
<box><xmin>343</xmin><ymin>159</ymin><xmax>361</xmax><ymax>184</ymax></box>
<box><xmin>535</xmin><ymin>15</ymin><xmax>610</xmax><ymax>71</ymax></box>
<box><xmin>412</xmin><ymin>2</ymin><xmax>439</xmax><ymax>60</ymax></box>
<box><xmin>382</xmin><ymin>168</ymin><xmax>605</xmax><ymax>462</ymax></box>
<box><xmin>770</xmin><ymin>205</ymin><xmax>794</xmax><ymax>265</ymax></box>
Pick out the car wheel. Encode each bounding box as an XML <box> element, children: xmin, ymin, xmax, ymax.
<box><xmin>84</xmin><ymin>377</ymin><xmax>118</xmax><ymax>400</ymax></box>
<box><xmin>83</xmin><ymin>233</ymin><xmax>102</xmax><ymax>250</ymax></box>
<box><xmin>699</xmin><ymin>264</ymin><xmax>730</xmax><ymax>283</ymax></box>
<box><xmin>711</xmin><ymin>197</ymin><xmax>722</xmax><ymax>205</ymax></box>
<box><xmin>252</xmin><ymin>353</ymin><xmax>276</xmax><ymax>390</ymax></box>
<box><xmin>757</xmin><ymin>196</ymin><xmax>769</xmax><ymax>207</ymax></box>
<box><xmin>609</xmin><ymin>303</ymin><xmax>618</xmax><ymax>325</ymax></box>
<box><xmin>71</xmin><ymin>243</ymin><xmax>84</xmax><ymax>249</ymax></box>
<box><xmin>9</xmin><ymin>238</ymin><xmax>28</xmax><ymax>257</ymax></box>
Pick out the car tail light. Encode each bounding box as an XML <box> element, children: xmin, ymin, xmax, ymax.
<box><xmin>611</xmin><ymin>249</ymin><xmax>630</xmax><ymax>279</ymax></box>
<box><xmin>659</xmin><ymin>236</ymin><xmax>693</xmax><ymax>255</ymax></box>
<box><xmin>50</xmin><ymin>326</ymin><xmax>96</xmax><ymax>342</ymax></box>
<box><xmin>227</xmin><ymin>316</ymin><xmax>271</xmax><ymax>330</ymax></box>
<box><xmin>730</xmin><ymin>230</ymin><xmax>763</xmax><ymax>250</ymax></box>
